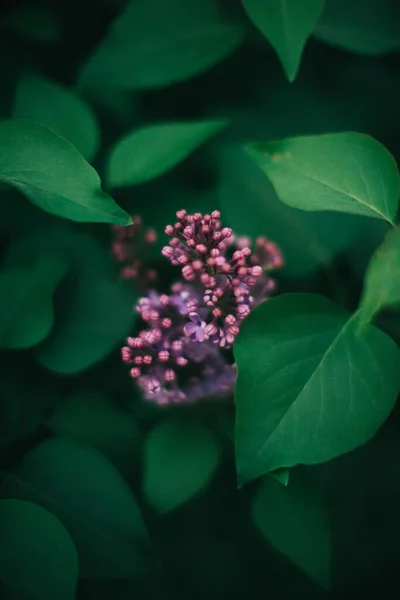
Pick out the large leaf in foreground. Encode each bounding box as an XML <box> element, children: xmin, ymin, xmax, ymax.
<box><xmin>0</xmin><ymin>120</ymin><xmax>130</xmax><ymax>224</ymax></box>
<box><xmin>79</xmin><ymin>0</ymin><xmax>245</xmax><ymax>89</ymax></box>
<box><xmin>247</xmin><ymin>133</ymin><xmax>400</xmax><ymax>224</ymax></box>
<box><xmin>0</xmin><ymin>499</ymin><xmax>78</xmax><ymax>600</ymax></box>
<box><xmin>0</xmin><ymin>437</ymin><xmax>152</xmax><ymax>578</ymax></box>
<box><xmin>359</xmin><ymin>227</ymin><xmax>400</xmax><ymax>323</ymax></box>
<box><xmin>242</xmin><ymin>0</ymin><xmax>324</xmax><ymax>81</ymax></box>
<box><xmin>234</xmin><ymin>293</ymin><xmax>400</xmax><ymax>484</ymax></box>
<box><xmin>252</xmin><ymin>474</ymin><xmax>330</xmax><ymax>588</ymax></box>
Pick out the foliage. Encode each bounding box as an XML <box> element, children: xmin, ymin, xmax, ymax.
<box><xmin>1</xmin><ymin>0</ymin><xmax>400</xmax><ymax>598</ymax></box>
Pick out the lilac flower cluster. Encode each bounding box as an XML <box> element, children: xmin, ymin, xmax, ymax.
<box><xmin>118</xmin><ymin>210</ymin><xmax>282</xmax><ymax>405</ymax></box>
<box><xmin>112</xmin><ymin>216</ymin><xmax>158</xmax><ymax>287</ymax></box>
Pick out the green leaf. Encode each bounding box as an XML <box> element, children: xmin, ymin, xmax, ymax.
<box><xmin>234</xmin><ymin>293</ymin><xmax>400</xmax><ymax>484</ymax></box>
<box><xmin>3</xmin><ymin>225</ymin><xmax>135</xmax><ymax>373</ymax></box>
<box><xmin>1</xmin><ymin>437</ymin><xmax>152</xmax><ymax>579</ymax></box>
<box><xmin>271</xmin><ymin>469</ymin><xmax>290</xmax><ymax>486</ymax></box>
<box><xmin>1</xmin><ymin>7</ymin><xmax>62</xmax><ymax>43</ymax></box>
<box><xmin>314</xmin><ymin>0</ymin><xmax>400</xmax><ymax>56</ymax></box>
<box><xmin>79</xmin><ymin>0</ymin><xmax>246</xmax><ymax>89</ymax></box>
<box><xmin>143</xmin><ymin>419</ymin><xmax>220</xmax><ymax>513</ymax></box>
<box><xmin>247</xmin><ymin>132</ymin><xmax>400</xmax><ymax>224</ymax></box>
<box><xmin>217</xmin><ymin>146</ymin><xmax>371</xmax><ymax>276</ymax></box>
<box><xmin>0</xmin><ymin>253</ymin><xmax>68</xmax><ymax>349</ymax></box>
<box><xmin>107</xmin><ymin>120</ymin><xmax>228</xmax><ymax>188</ymax></box>
<box><xmin>13</xmin><ymin>73</ymin><xmax>100</xmax><ymax>161</ymax></box>
<box><xmin>0</xmin><ymin>499</ymin><xmax>78</xmax><ymax>600</ymax></box>
<box><xmin>252</xmin><ymin>474</ymin><xmax>330</xmax><ymax>588</ymax></box>
<box><xmin>48</xmin><ymin>389</ymin><xmax>140</xmax><ymax>469</ymax></box>
<box><xmin>242</xmin><ymin>0</ymin><xmax>324</xmax><ymax>81</ymax></box>
<box><xmin>359</xmin><ymin>227</ymin><xmax>400</xmax><ymax>323</ymax></box>
<box><xmin>0</xmin><ymin>120</ymin><xmax>131</xmax><ymax>224</ymax></box>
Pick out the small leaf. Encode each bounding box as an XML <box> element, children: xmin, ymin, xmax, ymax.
<box><xmin>1</xmin><ymin>437</ymin><xmax>152</xmax><ymax>579</ymax></box>
<box><xmin>79</xmin><ymin>0</ymin><xmax>246</xmax><ymax>89</ymax></box>
<box><xmin>143</xmin><ymin>419</ymin><xmax>220</xmax><ymax>513</ymax></box>
<box><xmin>107</xmin><ymin>120</ymin><xmax>228</xmax><ymax>187</ymax></box>
<box><xmin>0</xmin><ymin>120</ymin><xmax>131</xmax><ymax>224</ymax></box>
<box><xmin>0</xmin><ymin>499</ymin><xmax>78</xmax><ymax>600</ymax></box>
<box><xmin>252</xmin><ymin>474</ymin><xmax>330</xmax><ymax>588</ymax></box>
<box><xmin>271</xmin><ymin>469</ymin><xmax>290</xmax><ymax>486</ymax></box>
<box><xmin>48</xmin><ymin>389</ymin><xmax>140</xmax><ymax>468</ymax></box>
<box><xmin>314</xmin><ymin>0</ymin><xmax>400</xmax><ymax>56</ymax></box>
<box><xmin>13</xmin><ymin>73</ymin><xmax>100</xmax><ymax>161</ymax></box>
<box><xmin>234</xmin><ymin>293</ymin><xmax>400</xmax><ymax>484</ymax></box>
<box><xmin>242</xmin><ymin>0</ymin><xmax>324</xmax><ymax>81</ymax></box>
<box><xmin>359</xmin><ymin>227</ymin><xmax>400</xmax><ymax>323</ymax></box>
<box><xmin>247</xmin><ymin>132</ymin><xmax>400</xmax><ymax>224</ymax></box>
<box><xmin>0</xmin><ymin>253</ymin><xmax>68</xmax><ymax>349</ymax></box>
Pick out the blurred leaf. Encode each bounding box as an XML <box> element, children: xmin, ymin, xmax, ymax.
<box><xmin>143</xmin><ymin>418</ymin><xmax>220</xmax><ymax>513</ymax></box>
<box><xmin>79</xmin><ymin>0</ymin><xmax>246</xmax><ymax>89</ymax></box>
<box><xmin>0</xmin><ymin>499</ymin><xmax>78</xmax><ymax>599</ymax></box>
<box><xmin>13</xmin><ymin>73</ymin><xmax>100</xmax><ymax>161</ymax></box>
<box><xmin>1</xmin><ymin>437</ymin><xmax>153</xmax><ymax>579</ymax></box>
<box><xmin>359</xmin><ymin>227</ymin><xmax>400</xmax><ymax>323</ymax></box>
<box><xmin>107</xmin><ymin>120</ymin><xmax>228</xmax><ymax>188</ymax></box>
<box><xmin>217</xmin><ymin>146</ymin><xmax>368</xmax><ymax>276</ymax></box>
<box><xmin>314</xmin><ymin>0</ymin><xmax>400</xmax><ymax>55</ymax></box>
<box><xmin>3</xmin><ymin>225</ymin><xmax>135</xmax><ymax>373</ymax></box>
<box><xmin>48</xmin><ymin>389</ymin><xmax>140</xmax><ymax>468</ymax></box>
<box><xmin>242</xmin><ymin>0</ymin><xmax>323</xmax><ymax>81</ymax></box>
<box><xmin>247</xmin><ymin>133</ymin><xmax>400</xmax><ymax>223</ymax></box>
<box><xmin>0</xmin><ymin>253</ymin><xmax>68</xmax><ymax>349</ymax></box>
<box><xmin>234</xmin><ymin>294</ymin><xmax>400</xmax><ymax>484</ymax></box>
<box><xmin>252</xmin><ymin>474</ymin><xmax>330</xmax><ymax>588</ymax></box>
<box><xmin>0</xmin><ymin>120</ymin><xmax>131</xmax><ymax>224</ymax></box>
<box><xmin>1</xmin><ymin>7</ymin><xmax>61</xmax><ymax>43</ymax></box>
<box><xmin>271</xmin><ymin>469</ymin><xmax>290</xmax><ymax>486</ymax></box>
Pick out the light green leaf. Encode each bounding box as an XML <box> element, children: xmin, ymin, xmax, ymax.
<box><xmin>234</xmin><ymin>293</ymin><xmax>400</xmax><ymax>484</ymax></box>
<box><xmin>1</xmin><ymin>437</ymin><xmax>152</xmax><ymax>579</ymax></box>
<box><xmin>107</xmin><ymin>120</ymin><xmax>228</xmax><ymax>187</ymax></box>
<box><xmin>242</xmin><ymin>0</ymin><xmax>324</xmax><ymax>81</ymax></box>
<box><xmin>0</xmin><ymin>120</ymin><xmax>131</xmax><ymax>224</ymax></box>
<box><xmin>247</xmin><ymin>132</ymin><xmax>400</xmax><ymax>224</ymax></box>
<box><xmin>0</xmin><ymin>253</ymin><xmax>68</xmax><ymax>349</ymax></box>
<box><xmin>0</xmin><ymin>499</ymin><xmax>78</xmax><ymax>600</ymax></box>
<box><xmin>314</xmin><ymin>0</ymin><xmax>400</xmax><ymax>56</ymax></box>
<box><xmin>143</xmin><ymin>419</ymin><xmax>220</xmax><ymax>513</ymax></box>
<box><xmin>48</xmin><ymin>390</ymin><xmax>140</xmax><ymax>469</ymax></box>
<box><xmin>359</xmin><ymin>227</ymin><xmax>400</xmax><ymax>323</ymax></box>
<box><xmin>13</xmin><ymin>73</ymin><xmax>100</xmax><ymax>161</ymax></box>
<box><xmin>217</xmin><ymin>146</ymin><xmax>373</xmax><ymax>276</ymax></box>
<box><xmin>79</xmin><ymin>0</ymin><xmax>246</xmax><ymax>89</ymax></box>
<box><xmin>252</xmin><ymin>474</ymin><xmax>330</xmax><ymax>588</ymax></box>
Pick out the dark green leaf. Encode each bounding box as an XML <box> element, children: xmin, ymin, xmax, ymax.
<box><xmin>1</xmin><ymin>437</ymin><xmax>152</xmax><ymax>578</ymax></box>
<box><xmin>242</xmin><ymin>0</ymin><xmax>324</xmax><ymax>81</ymax></box>
<box><xmin>79</xmin><ymin>0</ymin><xmax>246</xmax><ymax>89</ymax></box>
<box><xmin>0</xmin><ymin>499</ymin><xmax>78</xmax><ymax>599</ymax></box>
<box><xmin>0</xmin><ymin>253</ymin><xmax>68</xmax><ymax>349</ymax></box>
<box><xmin>13</xmin><ymin>73</ymin><xmax>100</xmax><ymax>161</ymax></box>
<box><xmin>247</xmin><ymin>133</ymin><xmax>400</xmax><ymax>223</ymax></box>
<box><xmin>234</xmin><ymin>294</ymin><xmax>400</xmax><ymax>484</ymax></box>
<box><xmin>48</xmin><ymin>389</ymin><xmax>140</xmax><ymax>468</ymax></box>
<box><xmin>359</xmin><ymin>227</ymin><xmax>400</xmax><ymax>323</ymax></box>
<box><xmin>252</xmin><ymin>474</ymin><xmax>330</xmax><ymax>588</ymax></box>
<box><xmin>218</xmin><ymin>146</ymin><xmax>370</xmax><ymax>276</ymax></box>
<box><xmin>1</xmin><ymin>7</ymin><xmax>61</xmax><ymax>43</ymax></box>
<box><xmin>107</xmin><ymin>120</ymin><xmax>228</xmax><ymax>187</ymax></box>
<box><xmin>143</xmin><ymin>418</ymin><xmax>220</xmax><ymax>512</ymax></box>
<box><xmin>0</xmin><ymin>120</ymin><xmax>131</xmax><ymax>224</ymax></box>
<box><xmin>314</xmin><ymin>0</ymin><xmax>400</xmax><ymax>56</ymax></box>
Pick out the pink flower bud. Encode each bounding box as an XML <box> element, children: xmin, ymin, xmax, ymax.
<box><xmin>196</xmin><ymin>244</ymin><xmax>207</xmax><ymax>254</ymax></box>
<box><xmin>165</xmin><ymin>225</ymin><xmax>174</xmax><ymax>235</ymax></box>
<box><xmin>162</xmin><ymin>246</ymin><xmax>174</xmax><ymax>258</ymax></box>
<box><xmin>176</xmin><ymin>209</ymin><xmax>187</xmax><ymax>219</ymax></box>
<box><xmin>158</xmin><ymin>350</ymin><xmax>170</xmax><ymax>362</ymax></box>
<box><xmin>211</xmin><ymin>210</ymin><xmax>221</xmax><ymax>219</ymax></box>
<box><xmin>130</xmin><ymin>367</ymin><xmax>141</xmax><ymax>378</ymax></box>
<box><xmin>251</xmin><ymin>266</ymin><xmax>263</xmax><ymax>276</ymax></box>
<box><xmin>164</xmin><ymin>369</ymin><xmax>176</xmax><ymax>381</ymax></box>
<box><xmin>143</xmin><ymin>355</ymin><xmax>153</xmax><ymax>365</ymax></box>
<box><xmin>162</xmin><ymin>318</ymin><xmax>172</xmax><ymax>328</ymax></box>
